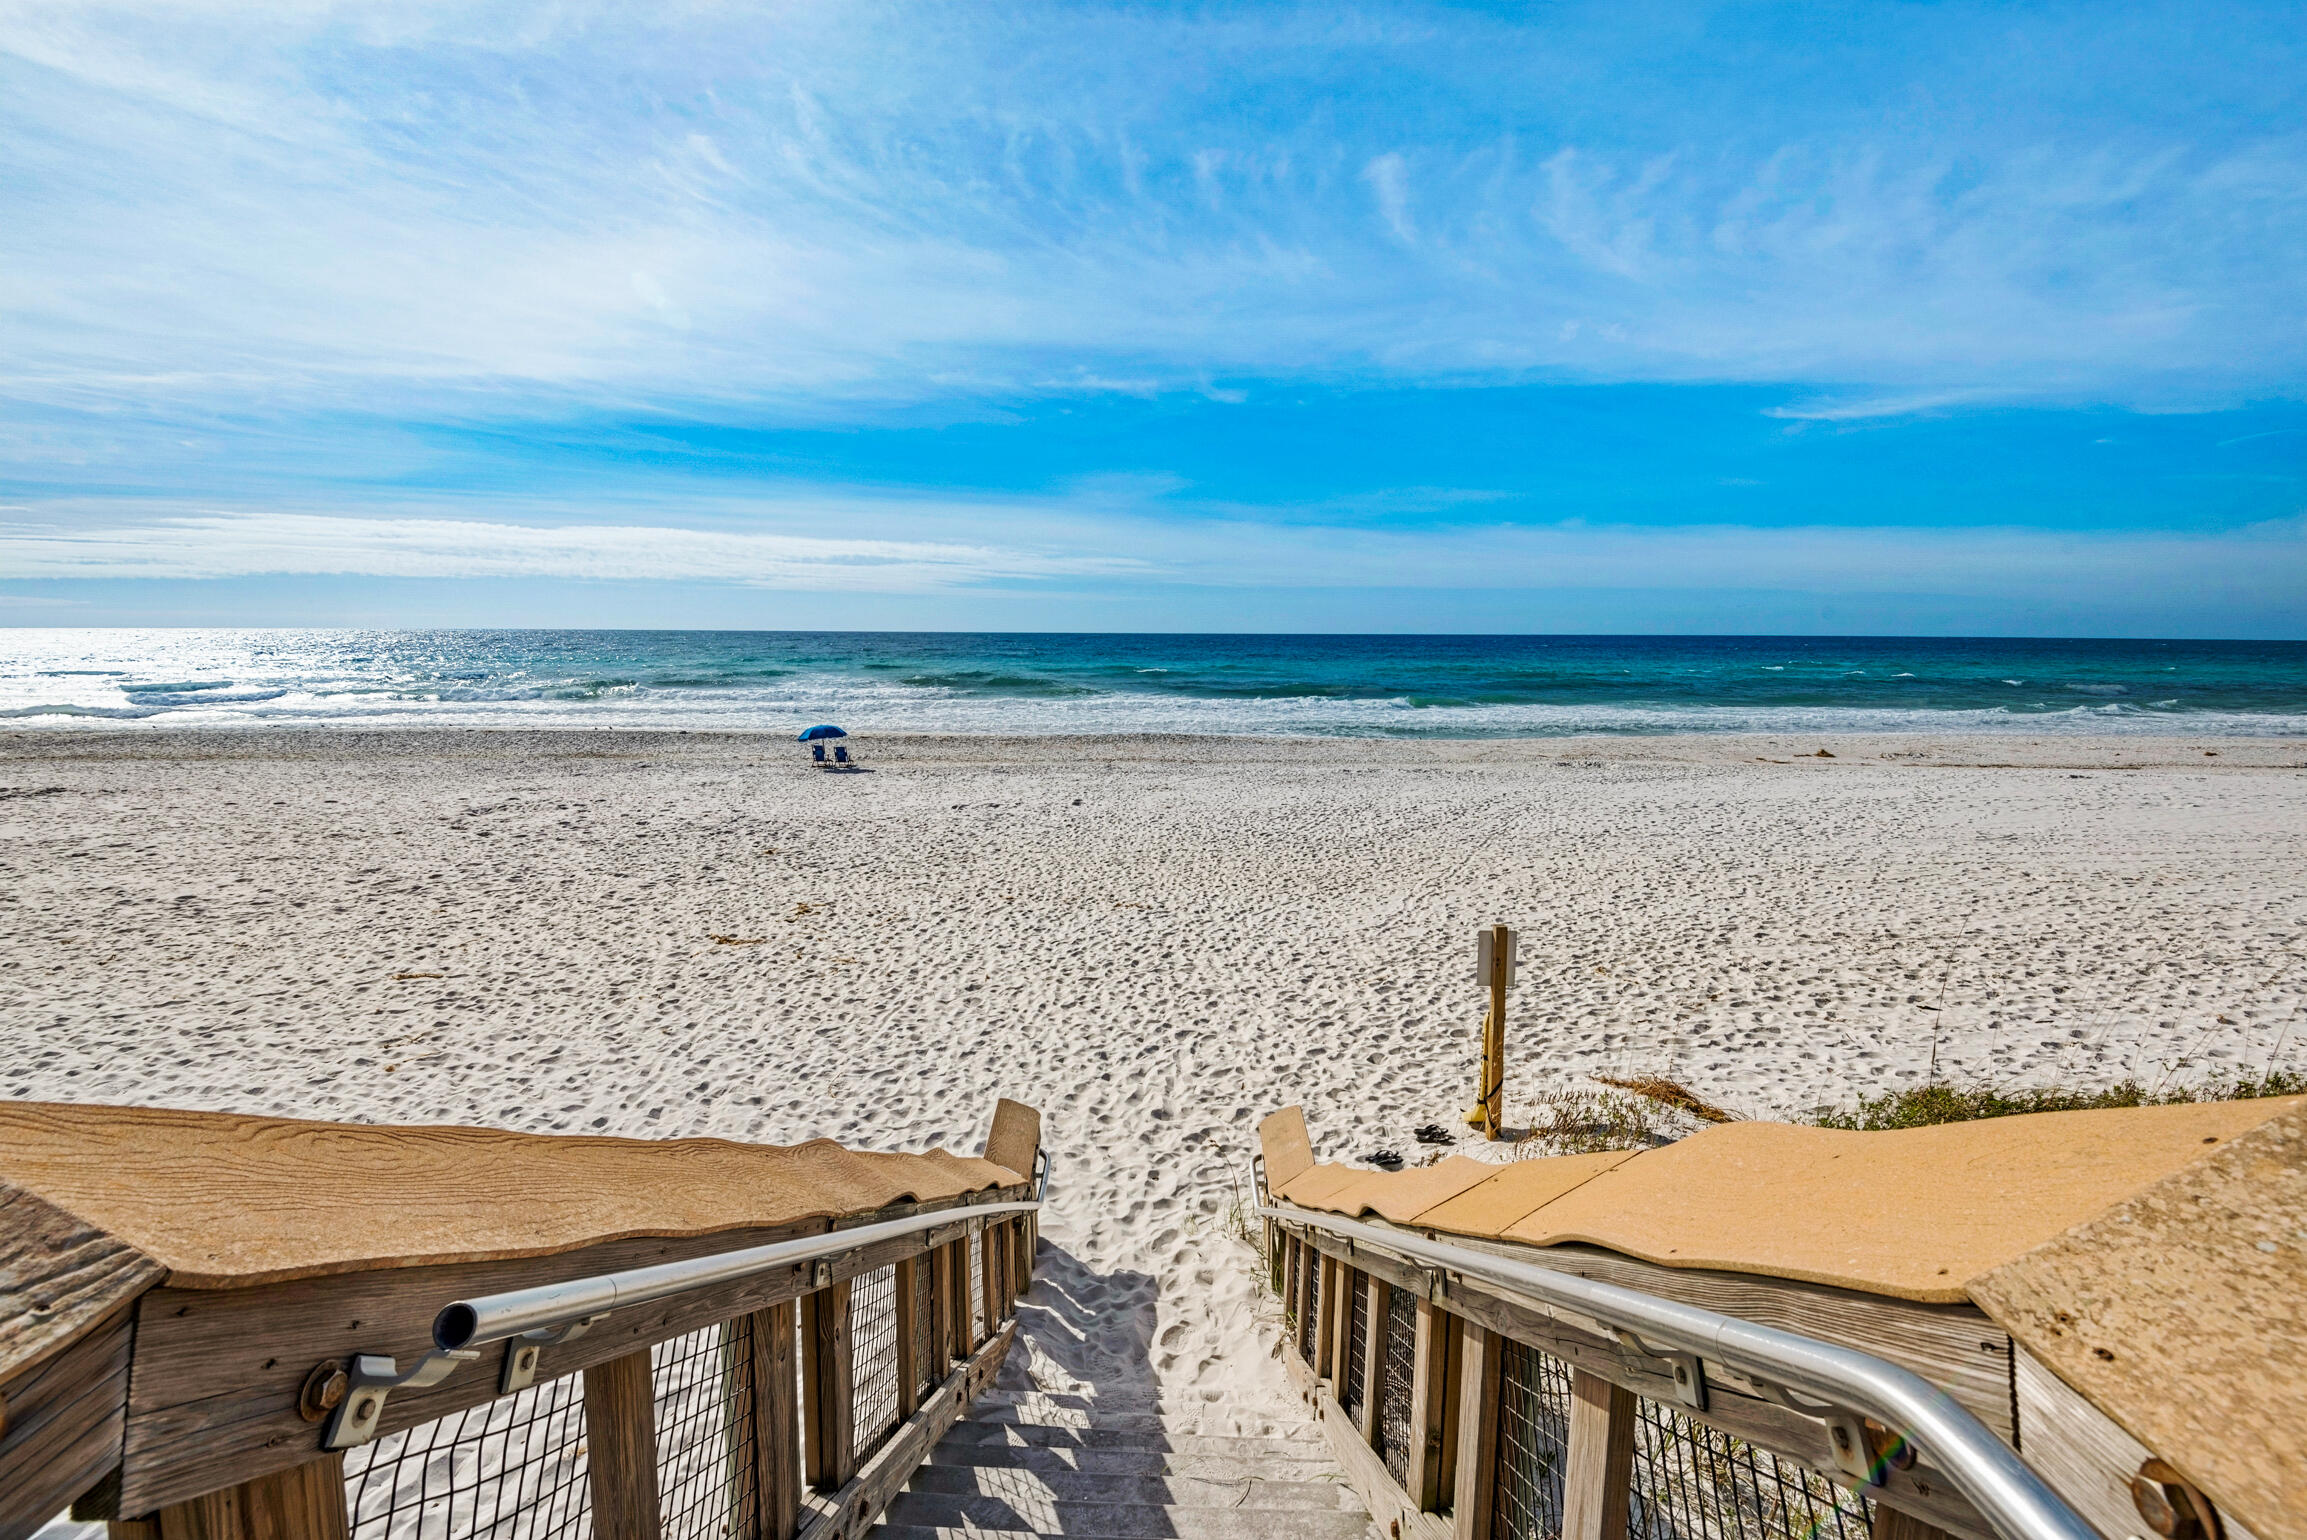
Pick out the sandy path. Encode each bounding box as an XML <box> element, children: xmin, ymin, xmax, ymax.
<box><xmin>4</xmin><ymin>728</ymin><xmax>2304</xmax><ymax>1402</ymax></box>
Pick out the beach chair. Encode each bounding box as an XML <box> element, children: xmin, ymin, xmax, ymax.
<box><xmin>811</xmin><ymin>743</ymin><xmax>827</xmax><ymax>765</ymax></box>
<box><xmin>833</xmin><ymin>744</ymin><xmax>852</xmax><ymax>766</ymax></box>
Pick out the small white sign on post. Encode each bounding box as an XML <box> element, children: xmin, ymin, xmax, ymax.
<box><xmin>1474</xmin><ymin>926</ymin><xmax>1518</xmax><ymax>987</ymax></box>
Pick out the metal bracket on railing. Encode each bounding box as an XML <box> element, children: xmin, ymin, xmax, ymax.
<box><xmin>322</xmin><ymin>1348</ymin><xmax>480</xmax><ymax>1450</ymax></box>
<box><xmin>1822</xmin><ymin>1411</ymin><xmax>1885</xmax><ymax>1486</ymax></box>
<box><xmin>1613</xmin><ymin>1328</ymin><xmax>1709</xmax><ymax>1410</ymax></box>
<box><xmin>1740</xmin><ymin>1375</ymin><xmax>1884</xmax><ymax>1486</ymax></box>
<box><xmin>499</xmin><ymin>1315</ymin><xmax>601</xmax><ymax>1394</ymax></box>
<box><xmin>319</xmin><ymin>1195</ymin><xmax>1041</xmax><ymax>1453</ymax></box>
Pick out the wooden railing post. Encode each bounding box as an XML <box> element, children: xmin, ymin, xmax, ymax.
<box><xmin>745</xmin><ymin>1302</ymin><xmax>800</xmax><ymax>1540</ymax></box>
<box><xmin>894</xmin><ymin>1256</ymin><xmax>921</xmax><ymax>1420</ymax></box>
<box><xmin>1562</xmin><ymin>1368</ymin><xmax>1637</xmax><ymax>1540</ymax></box>
<box><xmin>147</xmin><ymin>1453</ymin><xmax>350</xmax><ymax>1540</ymax></box>
<box><xmin>951</xmin><ymin>1233</ymin><xmax>973</xmax><ymax>1357</ymax></box>
<box><xmin>1450</xmin><ymin>1324</ymin><xmax>1503</xmax><ymax>1540</ymax></box>
<box><xmin>984</xmin><ymin>1224</ymin><xmax>1001</xmax><ymax>1327</ymax></box>
<box><xmin>982</xmin><ymin>1217</ymin><xmax>1001</xmax><ymax>1327</ymax></box>
<box><xmin>1408</xmin><ymin>1299</ymin><xmax>1458</xmax><ymax>1510</ymax></box>
<box><xmin>1327</xmin><ymin>1264</ymin><xmax>1358</xmax><ymax>1392</ymax></box>
<box><xmin>1314</xmin><ymin>1254</ymin><xmax>1342</xmax><ymax>1382</ymax></box>
<box><xmin>1872</xmin><ymin>1506</ymin><xmax>1962</xmax><ymax>1540</ymax></box>
<box><xmin>930</xmin><ymin>1241</ymin><xmax>956</xmax><ymax>1370</ymax></box>
<box><xmin>1357</xmin><ymin>1276</ymin><xmax>1389</xmax><ymax>1446</ymax></box>
<box><xmin>584</xmin><ymin>1349</ymin><xmax>663</xmax><ymax>1540</ymax></box>
<box><xmin>802</xmin><ymin>1280</ymin><xmax>856</xmax><ymax>1493</ymax></box>
<box><xmin>956</xmin><ymin>1231</ymin><xmax>980</xmax><ymax>1356</ymax></box>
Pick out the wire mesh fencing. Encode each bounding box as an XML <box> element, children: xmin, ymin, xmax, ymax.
<box><xmin>1282</xmin><ymin>1241</ymin><xmax>1301</xmax><ymax>1337</ymax></box>
<box><xmin>1491</xmin><ymin>1339</ymin><xmax>1574</xmax><ymax>1540</ymax></box>
<box><xmin>850</xmin><ymin>1265</ymin><xmax>903</xmax><ymax>1459</ymax></box>
<box><xmin>342</xmin><ymin>1370</ymin><xmax>591</xmax><ymax>1540</ymax></box>
<box><xmin>652</xmin><ymin>1322</ymin><xmax>759</xmax><ymax>1540</ymax></box>
<box><xmin>1377</xmin><ymin>1285</ymin><xmax>1418</xmax><ymax>1490</ymax></box>
<box><xmin>1298</xmin><ymin>1253</ymin><xmax>1325</xmax><ymax>1361</ymax></box>
<box><xmin>1628</xmin><ymin>1396</ymin><xmax>1874</xmax><ymax>1540</ymax></box>
<box><xmin>1339</xmin><ymin>1270</ymin><xmax>1370</xmax><ymax>1422</ymax></box>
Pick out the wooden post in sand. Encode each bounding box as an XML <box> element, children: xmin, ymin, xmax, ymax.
<box><xmin>1465</xmin><ymin>924</ymin><xmax>1515</xmax><ymax>1139</ymax></box>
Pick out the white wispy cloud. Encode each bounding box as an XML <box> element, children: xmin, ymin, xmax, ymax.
<box><xmin>1363</xmin><ymin>153</ymin><xmax>1416</xmax><ymax>245</ymax></box>
<box><xmin>7</xmin><ymin>500</ymin><xmax>2300</xmax><ymax>618</ymax></box>
<box><xmin>3</xmin><ymin>0</ymin><xmax>2302</xmax><ymax>420</ymax></box>
<box><xmin>0</xmin><ymin>509</ymin><xmax>1142</xmax><ymax>590</ymax></box>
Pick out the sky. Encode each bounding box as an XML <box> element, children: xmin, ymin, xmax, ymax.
<box><xmin>3</xmin><ymin>0</ymin><xmax>2305</xmax><ymax>635</ymax></box>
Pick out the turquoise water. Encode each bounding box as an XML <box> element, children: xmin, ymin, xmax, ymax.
<box><xmin>4</xmin><ymin>630</ymin><xmax>2306</xmax><ymax>736</ymax></box>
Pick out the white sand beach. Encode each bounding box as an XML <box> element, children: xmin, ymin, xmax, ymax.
<box><xmin>4</xmin><ymin>728</ymin><xmax>2304</xmax><ymax>1405</ymax></box>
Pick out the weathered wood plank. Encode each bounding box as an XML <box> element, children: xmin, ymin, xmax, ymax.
<box><xmin>584</xmin><ymin>1350</ymin><xmax>661</xmax><ymax>1540</ymax></box>
<box><xmin>1970</xmin><ymin>1104</ymin><xmax>2306</xmax><ymax>1540</ymax></box>
<box><xmin>153</xmin><ymin>1453</ymin><xmax>349</xmax><ymax>1540</ymax></box>
<box><xmin>981</xmin><ymin>1100</ymin><xmax>1041</xmax><ymax>1183</ymax></box>
<box><xmin>1562</xmin><ymin>1370</ymin><xmax>1635</xmax><ymax>1540</ymax></box>
<box><xmin>1406</xmin><ymin>1299</ymin><xmax>1454</xmax><ymax>1510</ymax></box>
<box><xmin>1872</xmin><ymin>1507</ymin><xmax>1962</xmax><ymax>1540</ymax></box>
<box><xmin>1294</xmin><ymin>1221</ymin><xmax>2015</xmax><ymax>1444</ymax></box>
<box><xmin>2010</xmin><ymin>1345</ymin><xmax>2156</xmax><ymax>1540</ymax></box>
<box><xmin>1357</xmin><ymin>1276</ymin><xmax>1388</xmax><ymax>1448</ymax></box>
<box><xmin>954</xmin><ymin>1235</ymin><xmax>978</xmax><ymax>1358</ymax></box>
<box><xmin>0</xmin><ymin>1180</ymin><xmax>164</xmax><ymax>1387</ymax></box>
<box><xmin>893</xmin><ymin>1258</ymin><xmax>919</xmax><ymax>1422</ymax></box>
<box><xmin>1433</xmin><ymin>1309</ymin><xmax>1462</xmax><ymax>1510</ymax></box>
<box><xmin>1315</xmin><ymin>1256</ymin><xmax>1341</xmax><ymax>1383</ymax></box>
<box><xmin>929</xmin><ymin>1245</ymin><xmax>954</xmax><ymax>1373</ymax></box>
<box><xmin>1327</xmin><ymin>1264</ymin><xmax>1358</xmax><ymax>1401</ymax></box>
<box><xmin>0</xmin><ymin>1301</ymin><xmax>135</xmax><ymax>1540</ymax></box>
<box><xmin>802</xmin><ymin>1281</ymin><xmax>855</xmax><ymax>1493</ymax></box>
<box><xmin>1449</xmin><ymin>1324</ymin><xmax>1501</xmax><ymax>1540</ymax></box>
<box><xmin>748</xmin><ymin>1302</ymin><xmax>800</xmax><ymax>1540</ymax></box>
<box><xmin>978</xmin><ymin>1225</ymin><xmax>998</xmax><ymax>1336</ymax></box>
<box><xmin>1281</xmin><ymin>1347</ymin><xmax>1449</xmax><ymax>1540</ymax></box>
<box><xmin>115</xmin><ymin>1186</ymin><xmax>1024</xmax><ymax>1515</ymax></box>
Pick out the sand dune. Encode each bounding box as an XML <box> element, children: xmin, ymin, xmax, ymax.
<box><xmin>3</xmin><ymin>728</ymin><xmax>2303</xmax><ymax>1401</ymax></box>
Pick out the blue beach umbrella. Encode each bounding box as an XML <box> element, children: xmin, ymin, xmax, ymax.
<box><xmin>797</xmin><ymin>724</ymin><xmax>848</xmax><ymax>742</ymax></box>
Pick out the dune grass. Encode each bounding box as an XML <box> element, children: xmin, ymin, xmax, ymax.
<box><xmin>1810</xmin><ymin>1068</ymin><xmax>2307</xmax><ymax>1131</ymax></box>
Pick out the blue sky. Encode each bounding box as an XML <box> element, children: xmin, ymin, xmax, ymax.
<box><xmin>3</xmin><ymin>0</ymin><xmax>2304</xmax><ymax>634</ymax></box>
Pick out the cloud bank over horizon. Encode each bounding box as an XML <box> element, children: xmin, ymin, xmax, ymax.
<box><xmin>3</xmin><ymin>0</ymin><xmax>2305</xmax><ymax>632</ymax></box>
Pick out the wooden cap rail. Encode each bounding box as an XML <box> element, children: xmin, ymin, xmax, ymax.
<box><xmin>1259</xmin><ymin>1096</ymin><xmax>2304</xmax><ymax>1302</ymax></box>
<box><xmin>1262</xmin><ymin>1096</ymin><xmax>2305</xmax><ymax>1540</ymax></box>
<box><xmin>0</xmin><ymin>1099</ymin><xmax>1042</xmax><ymax>1540</ymax></box>
<box><xmin>1264</xmin><ymin>1202</ymin><xmax>2096</xmax><ymax>1540</ymax></box>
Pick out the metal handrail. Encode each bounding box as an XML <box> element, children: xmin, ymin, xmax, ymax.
<box><xmin>1261</xmin><ymin>1202</ymin><xmax>2097</xmax><ymax>1540</ymax></box>
<box><xmin>324</xmin><ymin>1194</ymin><xmax>1039</xmax><ymax>1451</ymax></box>
<box><xmin>436</xmin><ymin>1199</ymin><xmax>1041</xmax><ymax>1350</ymax></box>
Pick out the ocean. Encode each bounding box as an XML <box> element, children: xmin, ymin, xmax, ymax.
<box><xmin>4</xmin><ymin>630</ymin><xmax>2306</xmax><ymax>737</ymax></box>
